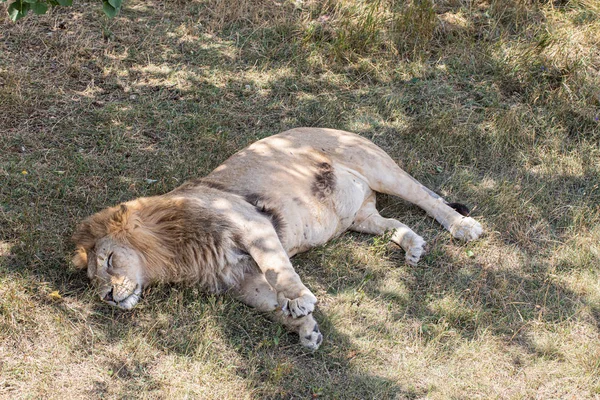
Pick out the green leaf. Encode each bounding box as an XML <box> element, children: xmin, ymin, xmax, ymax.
<box><xmin>466</xmin><ymin>250</ymin><xmax>474</xmax><ymax>258</ymax></box>
<box><xmin>108</xmin><ymin>0</ymin><xmax>121</xmax><ymax>9</ymax></box>
<box><xmin>8</xmin><ymin>1</ymin><xmax>30</xmax><ymax>21</ymax></box>
<box><xmin>31</xmin><ymin>1</ymin><xmax>48</xmax><ymax>14</ymax></box>
<box><xmin>102</xmin><ymin>0</ymin><xmax>118</xmax><ymax>17</ymax></box>
<box><xmin>55</xmin><ymin>0</ymin><xmax>72</xmax><ymax>6</ymax></box>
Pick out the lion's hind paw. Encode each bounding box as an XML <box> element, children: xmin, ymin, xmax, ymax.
<box><xmin>450</xmin><ymin>217</ymin><xmax>483</xmax><ymax>241</ymax></box>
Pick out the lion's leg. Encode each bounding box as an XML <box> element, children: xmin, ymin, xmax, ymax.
<box><xmin>350</xmin><ymin>194</ymin><xmax>426</xmax><ymax>266</ymax></box>
<box><xmin>232</xmin><ymin>271</ymin><xmax>323</xmax><ymax>350</ymax></box>
<box><xmin>242</xmin><ymin>220</ymin><xmax>317</xmax><ymax>319</ymax></box>
<box><xmin>382</xmin><ymin>171</ymin><xmax>482</xmax><ymax>241</ymax></box>
<box><xmin>341</xmin><ymin>156</ymin><xmax>482</xmax><ymax>241</ymax></box>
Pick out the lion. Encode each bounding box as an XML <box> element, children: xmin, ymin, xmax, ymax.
<box><xmin>72</xmin><ymin>127</ymin><xmax>482</xmax><ymax>350</ymax></box>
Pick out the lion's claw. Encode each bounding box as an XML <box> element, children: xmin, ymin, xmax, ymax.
<box><xmin>278</xmin><ymin>292</ymin><xmax>317</xmax><ymax>318</ymax></box>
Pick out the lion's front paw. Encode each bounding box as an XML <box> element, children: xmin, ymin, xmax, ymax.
<box><xmin>450</xmin><ymin>217</ymin><xmax>483</xmax><ymax>241</ymax></box>
<box><xmin>278</xmin><ymin>291</ymin><xmax>317</xmax><ymax>318</ymax></box>
<box><xmin>299</xmin><ymin>322</ymin><xmax>323</xmax><ymax>351</ymax></box>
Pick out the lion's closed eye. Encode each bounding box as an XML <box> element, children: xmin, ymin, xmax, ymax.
<box><xmin>107</xmin><ymin>252</ymin><xmax>114</xmax><ymax>270</ymax></box>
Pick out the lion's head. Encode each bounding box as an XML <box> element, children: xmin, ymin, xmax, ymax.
<box><xmin>73</xmin><ymin>195</ymin><xmax>245</xmax><ymax>309</ymax></box>
<box><xmin>72</xmin><ymin>202</ymin><xmax>151</xmax><ymax>309</ymax></box>
<box><xmin>82</xmin><ymin>236</ymin><xmax>145</xmax><ymax>309</ymax></box>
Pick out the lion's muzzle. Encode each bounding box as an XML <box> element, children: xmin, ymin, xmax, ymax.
<box><xmin>99</xmin><ymin>275</ymin><xmax>142</xmax><ymax>310</ymax></box>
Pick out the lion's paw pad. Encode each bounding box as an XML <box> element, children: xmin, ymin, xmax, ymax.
<box><xmin>450</xmin><ymin>217</ymin><xmax>482</xmax><ymax>241</ymax></box>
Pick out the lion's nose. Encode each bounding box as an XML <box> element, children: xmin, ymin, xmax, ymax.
<box><xmin>103</xmin><ymin>289</ymin><xmax>114</xmax><ymax>302</ymax></box>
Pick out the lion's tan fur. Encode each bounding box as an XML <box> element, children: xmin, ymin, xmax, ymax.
<box><xmin>73</xmin><ymin>195</ymin><xmax>252</xmax><ymax>292</ymax></box>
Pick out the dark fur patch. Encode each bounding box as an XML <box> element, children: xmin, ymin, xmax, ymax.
<box><xmin>311</xmin><ymin>162</ymin><xmax>336</xmax><ymax>200</ymax></box>
<box><xmin>447</xmin><ymin>202</ymin><xmax>470</xmax><ymax>217</ymax></box>
<box><xmin>244</xmin><ymin>193</ymin><xmax>285</xmax><ymax>240</ymax></box>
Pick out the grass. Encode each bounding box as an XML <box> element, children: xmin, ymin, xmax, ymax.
<box><xmin>1</xmin><ymin>0</ymin><xmax>599</xmax><ymax>398</ymax></box>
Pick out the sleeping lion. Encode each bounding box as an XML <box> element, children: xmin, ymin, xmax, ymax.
<box><xmin>72</xmin><ymin>127</ymin><xmax>482</xmax><ymax>350</ymax></box>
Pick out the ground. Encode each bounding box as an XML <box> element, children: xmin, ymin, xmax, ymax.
<box><xmin>1</xmin><ymin>0</ymin><xmax>599</xmax><ymax>398</ymax></box>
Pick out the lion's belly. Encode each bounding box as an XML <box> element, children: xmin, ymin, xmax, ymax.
<box><xmin>281</xmin><ymin>166</ymin><xmax>372</xmax><ymax>256</ymax></box>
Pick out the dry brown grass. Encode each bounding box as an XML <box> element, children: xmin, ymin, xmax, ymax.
<box><xmin>1</xmin><ymin>0</ymin><xmax>599</xmax><ymax>398</ymax></box>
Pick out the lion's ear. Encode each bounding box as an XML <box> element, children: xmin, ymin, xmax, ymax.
<box><xmin>71</xmin><ymin>219</ymin><xmax>95</xmax><ymax>270</ymax></box>
<box><xmin>72</xmin><ymin>216</ymin><xmax>100</xmax><ymax>270</ymax></box>
<box><xmin>72</xmin><ymin>246</ymin><xmax>88</xmax><ymax>269</ymax></box>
